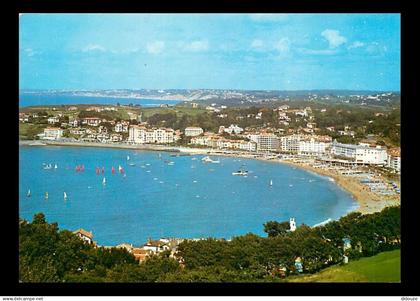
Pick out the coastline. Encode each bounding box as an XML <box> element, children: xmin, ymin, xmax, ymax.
<box><xmin>20</xmin><ymin>139</ymin><xmax>400</xmax><ymax>216</ymax></box>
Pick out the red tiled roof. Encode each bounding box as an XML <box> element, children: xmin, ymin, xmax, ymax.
<box><xmin>73</xmin><ymin>228</ymin><xmax>93</xmax><ymax>239</ymax></box>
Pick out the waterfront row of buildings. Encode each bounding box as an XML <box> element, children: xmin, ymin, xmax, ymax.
<box><xmin>37</xmin><ymin>122</ymin><xmax>400</xmax><ymax>172</ymax></box>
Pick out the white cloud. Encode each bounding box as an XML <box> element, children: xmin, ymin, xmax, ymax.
<box><xmin>249</xmin><ymin>14</ymin><xmax>289</xmax><ymax>22</ymax></box>
<box><xmin>298</xmin><ymin>48</ymin><xmax>337</xmax><ymax>55</ymax></box>
<box><xmin>348</xmin><ymin>41</ymin><xmax>365</xmax><ymax>49</ymax></box>
<box><xmin>366</xmin><ymin>42</ymin><xmax>387</xmax><ymax>55</ymax></box>
<box><xmin>183</xmin><ymin>40</ymin><xmax>209</xmax><ymax>52</ymax></box>
<box><xmin>82</xmin><ymin>44</ymin><xmax>106</xmax><ymax>52</ymax></box>
<box><xmin>274</xmin><ymin>38</ymin><xmax>291</xmax><ymax>53</ymax></box>
<box><xmin>146</xmin><ymin>41</ymin><xmax>165</xmax><ymax>54</ymax></box>
<box><xmin>321</xmin><ymin>29</ymin><xmax>347</xmax><ymax>48</ymax></box>
<box><xmin>250</xmin><ymin>39</ymin><xmax>264</xmax><ymax>49</ymax></box>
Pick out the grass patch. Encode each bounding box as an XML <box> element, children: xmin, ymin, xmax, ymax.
<box><xmin>141</xmin><ymin>107</ymin><xmax>207</xmax><ymax>118</ymax></box>
<box><xmin>288</xmin><ymin>249</ymin><xmax>400</xmax><ymax>282</ymax></box>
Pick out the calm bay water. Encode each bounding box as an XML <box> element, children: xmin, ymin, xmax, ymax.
<box><xmin>19</xmin><ymin>146</ymin><xmax>358</xmax><ymax>246</ymax></box>
<box><xmin>19</xmin><ymin>94</ymin><xmax>181</xmax><ymax>107</ymax></box>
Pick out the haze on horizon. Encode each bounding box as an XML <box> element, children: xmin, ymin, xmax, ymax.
<box><xmin>19</xmin><ymin>14</ymin><xmax>400</xmax><ymax>92</ymax></box>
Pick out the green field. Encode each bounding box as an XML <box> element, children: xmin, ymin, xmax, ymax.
<box><xmin>288</xmin><ymin>249</ymin><xmax>400</xmax><ymax>282</ymax></box>
<box><xmin>141</xmin><ymin>106</ymin><xmax>207</xmax><ymax>118</ymax></box>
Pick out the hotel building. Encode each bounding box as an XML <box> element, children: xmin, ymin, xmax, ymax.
<box><xmin>128</xmin><ymin>125</ymin><xmax>178</xmax><ymax>144</ymax></box>
<box><xmin>184</xmin><ymin>127</ymin><xmax>204</xmax><ymax>137</ymax></box>
<box><xmin>330</xmin><ymin>140</ymin><xmax>388</xmax><ymax>165</ymax></box>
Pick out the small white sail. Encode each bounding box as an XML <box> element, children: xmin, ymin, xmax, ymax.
<box><xmin>270</xmin><ymin>180</ymin><xmax>273</xmax><ymax>186</ymax></box>
<box><xmin>127</xmin><ymin>155</ymin><xmax>130</xmax><ymax>161</ymax></box>
<box><xmin>103</xmin><ymin>177</ymin><xmax>106</xmax><ymax>185</ymax></box>
<box><xmin>27</xmin><ymin>189</ymin><xmax>31</xmax><ymax>197</ymax></box>
<box><xmin>64</xmin><ymin>192</ymin><xmax>67</xmax><ymax>199</ymax></box>
<box><xmin>54</xmin><ymin>164</ymin><xmax>58</xmax><ymax>169</ymax></box>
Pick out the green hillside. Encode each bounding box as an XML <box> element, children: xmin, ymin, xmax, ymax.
<box><xmin>288</xmin><ymin>249</ymin><xmax>400</xmax><ymax>282</ymax></box>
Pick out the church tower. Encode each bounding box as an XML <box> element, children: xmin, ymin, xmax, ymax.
<box><xmin>289</xmin><ymin>217</ymin><xmax>296</xmax><ymax>232</ymax></box>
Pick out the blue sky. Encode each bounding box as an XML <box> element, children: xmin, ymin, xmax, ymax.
<box><xmin>19</xmin><ymin>14</ymin><xmax>400</xmax><ymax>91</ymax></box>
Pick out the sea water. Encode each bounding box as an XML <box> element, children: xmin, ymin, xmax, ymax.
<box><xmin>19</xmin><ymin>146</ymin><xmax>358</xmax><ymax>246</ymax></box>
<box><xmin>19</xmin><ymin>94</ymin><xmax>180</xmax><ymax>108</ymax></box>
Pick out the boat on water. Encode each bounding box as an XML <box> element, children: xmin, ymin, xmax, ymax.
<box><xmin>269</xmin><ymin>179</ymin><xmax>273</xmax><ymax>186</ymax></box>
<box><xmin>103</xmin><ymin>177</ymin><xmax>106</xmax><ymax>185</ymax></box>
<box><xmin>202</xmin><ymin>156</ymin><xmax>220</xmax><ymax>164</ymax></box>
<box><xmin>43</xmin><ymin>163</ymin><xmax>52</xmax><ymax>170</ymax></box>
<box><xmin>232</xmin><ymin>168</ymin><xmax>248</xmax><ymax>176</ymax></box>
<box><xmin>111</xmin><ymin>166</ymin><xmax>115</xmax><ymax>174</ymax></box>
<box><xmin>26</xmin><ymin>189</ymin><xmax>31</xmax><ymax>197</ymax></box>
<box><xmin>64</xmin><ymin>192</ymin><xmax>67</xmax><ymax>200</ymax></box>
<box><xmin>54</xmin><ymin>164</ymin><xmax>58</xmax><ymax>169</ymax></box>
<box><xmin>45</xmin><ymin>192</ymin><xmax>49</xmax><ymax>199</ymax></box>
<box><xmin>127</xmin><ymin>155</ymin><xmax>130</xmax><ymax>161</ymax></box>
<box><xmin>129</xmin><ymin>163</ymin><xmax>136</xmax><ymax>166</ymax></box>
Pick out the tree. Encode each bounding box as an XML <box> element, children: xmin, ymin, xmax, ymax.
<box><xmin>263</xmin><ymin>221</ymin><xmax>290</xmax><ymax>237</ymax></box>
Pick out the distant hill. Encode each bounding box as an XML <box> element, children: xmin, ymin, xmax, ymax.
<box><xmin>19</xmin><ymin>89</ymin><xmax>400</xmax><ymax>108</ymax></box>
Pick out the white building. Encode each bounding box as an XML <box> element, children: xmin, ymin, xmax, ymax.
<box><xmin>387</xmin><ymin>148</ymin><xmax>401</xmax><ymax>172</ymax></box>
<box><xmin>184</xmin><ymin>127</ymin><xmax>204</xmax><ymax>137</ymax></box>
<box><xmin>249</xmin><ymin>133</ymin><xmax>279</xmax><ymax>152</ymax></box>
<box><xmin>73</xmin><ymin>229</ymin><xmax>94</xmax><ymax>244</ymax></box>
<box><xmin>289</xmin><ymin>218</ymin><xmax>296</xmax><ymax>232</ymax></box>
<box><xmin>129</xmin><ymin>126</ymin><xmax>178</xmax><ymax>144</ymax></box>
<box><xmin>221</xmin><ymin>124</ymin><xmax>244</xmax><ymax>135</ymax></box>
<box><xmin>47</xmin><ymin>116</ymin><xmax>60</xmax><ymax>124</ymax></box>
<box><xmin>82</xmin><ymin>117</ymin><xmax>102</xmax><ymax>127</ymax></box>
<box><xmin>115</xmin><ymin>122</ymin><xmax>129</xmax><ymax>133</ymax></box>
<box><xmin>280</xmin><ymin>134</ymin><xmax>332</xmax><ymax>154</ymax></box>
<box><xmin>40</xmin><ymin>127</ymin><xmax>63</xmax><ymax>140</ymax></box>
<box><xmin>331</xmin><ymin>140</ymin><xmax>388</xmax><ymax>165</ymax></box>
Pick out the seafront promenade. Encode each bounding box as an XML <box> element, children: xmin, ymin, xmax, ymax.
<box><xmin>19</xmin><ymin>139</ymin><xmax>400</xmax><ymax>215</ymax></box>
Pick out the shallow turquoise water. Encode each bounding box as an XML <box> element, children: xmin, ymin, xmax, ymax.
<box><xmin>19</xmin><ymin>146</ymin><xmax>358</xmax><ymax>246</ymax></box>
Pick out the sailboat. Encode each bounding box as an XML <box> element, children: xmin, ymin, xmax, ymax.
<box><xmin>269</xmin><ymin>179</ymin><xmax>273</xmax><ymax>187</ymax></box>
<box><xmin>26</xmin><ymin>189</ymin><xmax>31</xmax><ymax>197</ymax></box>
<box><xmin>111</xmin><ymin>166</ymin><xmax>115</xmax><ymax>174</ymax></box>
<box><xmin>127</xmin><ymin>155</ymin><xmax>130</xmax><ymax>161</ymax></box>
<box><xmin>102</xmin><ymin>177</ymin><xmax>106</xmax><ymax>185</ymax></box>
<box><xmin>54</xmin><ymin>164</ymin><xmax>58</xmax><ymax>169</ymax></box>
<box><xmin>45</xmin><ymin>192</ymin><xmax>49</xmax><ymax>199</ymax></box>
<box><xmin>64</xmin><ymin>192</ymin><xmax>67</xmax><ymax>200</ymax></box>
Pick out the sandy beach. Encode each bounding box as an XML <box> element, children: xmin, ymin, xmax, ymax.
<box><xmin>20</xmin><ymin>140</ymin><xmax>400</xmax><ymax>215</ymax></box>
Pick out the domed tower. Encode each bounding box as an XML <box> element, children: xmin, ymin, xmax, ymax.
<box><xmin>289</xmin><ymin>217</ymin><xmax>296</xmax><ymax>232</ymax></box>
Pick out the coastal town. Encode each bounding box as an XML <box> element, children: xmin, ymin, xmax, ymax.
<box><xmin>19</xmin><ymin>101</ymin><xmax>400</xmax><ymax>217</ymax></box>
<box><xmin>17</xmin><ymin>13</ymin><xmax>403</xmax><ymax>285</ymax></box>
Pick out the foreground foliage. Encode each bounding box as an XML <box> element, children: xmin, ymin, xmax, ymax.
<box><xmin>19</xmin><ymin>206</ymin><xmax>400</xmax><ymax>282</ymax></box>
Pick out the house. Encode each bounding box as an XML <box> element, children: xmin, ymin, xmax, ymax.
<box><xmin>82</xmin><ymin>117</ymin><xmax>102</xmax><ymax>127</ymax></box>
<box><xmin>67</xmin><ymin>106</ymin><xmax>78</xmax><ymax>111</ymax></box>
<box><xmin>132</xmin><ymin>248</ymin><xmax>153</xmax><ymax>263</ymax></box>
<box><xmin>142</xmin><ymin>239</ymin><xmax>170</xmax><ymax>253</ymax></box>
<box><xmin>69</xmin><ymin>118</ymin><xmax>80</xmax><ymax>127</ymax></box>
<box><xmin>115</xmin><ymin>243</ymin><xmax>134</xmax><ymax>253</ymax></box>
<box><xmin>39</xmin><ymin>127</ymin><xmax>64</xmax><ymax>140</ymax></box>
<box><xmin>115</xmin><ymin>121</ymin><xmax>129</xmax><ymax>133</ymax></box>
<box><xmin>73</xmin><ymin>229</ymin><xmax>94</xmax><ymax>244</ymax></box>
<box><xmin>47</xmin><ymin>116</ymin><xmax>60</xmax><ymax>124</ymax></box>
<box><xmin>184</xmin><ymin>127</ymin><xmax>204</xmax><ymax>137</ymax></box>
<box><xmin>222</xmin><ymin>124</ymin><xmax>243</xmax><ymax>135</ymax></box>
<box><xmin>19</xmin><ymin>113</ymin><xmax>29</xmax><ymax>123</ymax></box>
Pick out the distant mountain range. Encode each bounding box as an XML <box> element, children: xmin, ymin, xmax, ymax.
<box><xmin>20</xmin><ymin>89</ymin><xmax>400</xmax><ymax>107</ymax></box>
